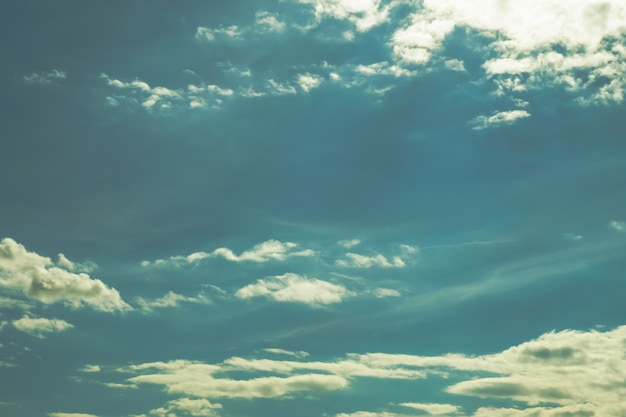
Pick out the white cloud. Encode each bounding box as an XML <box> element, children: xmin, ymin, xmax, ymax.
<box><xmin>297</xmin><ymin>73</ymin><xmax>324</xmax><ymax>92</ymax></box>
<box><xmin>143</xmin><ymin>239</ymin><xmax>315</xmax><ymax>267</ymax></box>
<box><xmin>609</xmin><ymin>220</ymin><xmax>626</xmax><ymax>232</ymax></box>
<box><xmin>400</xmin><ymin>402</ymin><xmax>461</xmax><ymax>415</ymax></box>
<box><xmin>471</xmin><ymin>110</ymin><xmax>530</xmax><ymax>130</ymax></box>
<box><xmin>299</xmin><ymin>0</ymin><xmax>395</xmax><ymax>32</ymax></box>
<box><xmin>123</xmin><ymin>360</ymin><xmax>348</xmax><ymax>399</ymax></box>
<box><xmin>13</xmin><ymin>316</ymin><xmax>73</xmax><ymax>338</ymax></box>
<box><xmin>79</xmin><ymin>365</ymin><xmax>101</xmax><ymax>373</ymax></box>
<box><xmin>196</xmin><ymin>25</ymin><xmax>243</xmax><ymax>41</ymax></box>
<box><xmin>336</xmin><ymin>253</ymin><xmax>404</xmax><ymax>268</ymax></box>
<box><xmin>23</xmin><ymin>69</ymin><xmax>67</xmax><ymax>85</ymax></box>
<box><xmin>235</xmin><ymin>273</ymin><xmax>353</xmax><ymax>306</ymax></box>
<box><xmin>101</xmin><ymin>74</ymin><xmax>183</xmax><ymax>111</ymax></box>
<box><xmin>338</xmin><ymin>239</ymin><xmax>361</xmax><ymax>248</ymax></box>
<box><xmin>0</xmin><ymin>238</ymin><xmax>131</xmax><ymax>312</ymax></box>
<box><xmin>255</xmin><ymin>11</ymin><xmax>287</xmax><ymax>32</ymax></box>
<box><xmin>263</xmin><ymin>348</ymin><xmax>310</xmax><ymax>358</ymax></box>
<box><xmin>135</xmin><ymin>291</ymin><xmax>210</xmax><ymax>313</ymax></box>
<box><xmin>371</xmin><ymin>288</ymin><xmax>401</xmax><ymax>298</ymax></box>
<box><xmin>49</xmin><ymin>414</ymin><xmax>100</xmax><ymax>417</ymax></box>
<box><xmin>144</xmin><ymin>398</ymin><xmax>222</xmax><ymax>417</ymax></box>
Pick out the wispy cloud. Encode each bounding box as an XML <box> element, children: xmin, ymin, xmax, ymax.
<box><xmin>336</xmin><ymin>245</ymin><xmax>418</xmax><ymax>268</ymax></box>
<box><xmin>134</xmin><ymin>291</ymin><xmax>211</xmax><ymax>313</ymax></box>
<box><xmin>23</xmin><ymin>69</ymin><xmax>67</xmax><ymax>85</ymax></box>
<box><xmin>142</xmin><ymin>239</ymin><xmax>315</xmax><ymax>267</ymax></box>
<box><xmin>470</xmin><ymin>110</ymin><xmax>531</xmax><ymax>130</ymax></box>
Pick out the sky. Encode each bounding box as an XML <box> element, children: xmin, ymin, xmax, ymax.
<box><xmin>1</xmin><ymin>1</ymin><xmax>626</xmax><ymax>416</ymax></box>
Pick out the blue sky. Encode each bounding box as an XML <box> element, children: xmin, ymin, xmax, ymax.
<box><xmin>1</xmin><ymin>1</ymin><xmax>626</xmax><ymax>416</ymax></box>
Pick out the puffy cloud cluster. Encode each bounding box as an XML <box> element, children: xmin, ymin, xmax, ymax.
<box><xmin>0</xmin><ymin>238</ymin><xmax>130</xmax><ymax>312</ymax></box>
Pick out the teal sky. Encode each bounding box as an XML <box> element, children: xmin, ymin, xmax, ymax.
<box><xmin>1</xmin><ymin>1</ymin><xmax>626</xmax><ymax>417</ymax></box>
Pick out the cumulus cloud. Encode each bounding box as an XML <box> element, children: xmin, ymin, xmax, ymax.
<box><xmin>142</xmin><ymin>239</ymin><xmax>315</xmax><ymax>267</ymax></box>
<box><xmin>470</xmin><ymin>109</ymin><xmax>531</xmax><ymax>130</ymax></box>
<box><xmin>135</xmin><ymin>291</ymin><xmax>211</xmax><ymax>313</ymax></box>
<box><xmin>0</xmin><ymin>238</ymin><xmax>130</xmax><ymax>312</ymax></box>
<box><xmin>13</xmin><ymin>316</ymin><xmax>73</xmax><ymax>338</ymax></box>
<box><xmin>235</xmin><ymin>273</ymin><xmax>353</xmax><ymax>306</ymax></box>
<box><xmin>255</xmin><ymin>11</ymin><xmax>287</xmax><ymax>33</ymax></box>
<box><xmin>23</xmin><ymin>69</ymin><xmax>67</xmax><ymax>85</ymax></box>
<box><xmin>298</xmin><ymin>0</ymin><xmax>395</xmax><ymax>32</ymax></box>
<box><xmin>338</xmin><ymin>239</ymin><xmax>361</xmax><ymax>248</ymax></box>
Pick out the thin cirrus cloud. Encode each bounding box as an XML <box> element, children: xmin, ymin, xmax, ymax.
<box><xmin>0</xmin><ymin>238</ymin><xmax>131</xmax><ymax>313</ymax></box>
<box><xmin>23</xmin><ymin>69</ymin><xmax>67</xmax><ymax>85</ymax></box>
<box><xmin>141</xmin><ymin>239</ymin><xmax>315</xmax><ymax>267</ymax></box>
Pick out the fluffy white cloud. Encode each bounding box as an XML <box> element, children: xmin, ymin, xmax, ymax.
<box><xmin>0</xmin><ymin>238</ymin><xmax>130</xmax><ymax>312</ymax></box>
<box><xmin>470</xmin><ymin>109</ymin><xmax>530</xmax><ymax>130</ymax></box>
<box><xmin>255</xmin><ymin>11</ymin><xmax>287</xmax><ymax>33</ymax></box>
<box><xmin>143</xmin><ymin>239</ymin><xmax>315</xmax><ymax>267</ymax></box>
<box><xmin>13</xmin><ymin>316</ymin><xmax>73</xmax><ymax>338</ymax></box>
<box><xmin>338</xmin><ymin>239</ymin><xmax>361</xmax><ymax>248</ymax></box>
<box><xmin>135</xmin><ymin>291</ymin><xmax>211</xmax><ymax>313</ymax></box>
<box><xmin>235</xmin><ymin>273</ymin><xmax>353</xmax><ymax>306</ymax></box>
<box><xmin>23</xmin><ymin>69</ymin><xmax>67</xmax><ymax>85</ymax></box>
<box><xmin>299</xmin><ymin>0</ymin><xmax>395</xmax><ymax>32</ymax></box>
<box><xmin>196</xmin><ymin>25</ymin><xmax>243</xmax><ymax>41</ymax></box>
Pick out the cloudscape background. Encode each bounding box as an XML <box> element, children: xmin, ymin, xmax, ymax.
<box><xmin>1</xmin><ymin>1</ymin><xmax>626</xmax><ymax>416</ymax></box>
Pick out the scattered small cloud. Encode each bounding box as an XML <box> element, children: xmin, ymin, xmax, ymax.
<box><xmin>79</xmin><ymin>365</ymin><xmax>101</xmax><ymax>373</ymax></box>
<box><xmin>471</xmin><ymin>109</ymin><xmax>531</xmax><ymax>130</ymax></box>
<box><xmin>337</xmin><ymin>239</ymin><xmax>361</xmax><ymax>248</ymax></box>
<box><xmin>336</xmin><ymin>245</ymin><xmax>417</xmax><ymax>268</ymax></box>
<box><xmin>399</xmin><ymin>402</ymin><xmax>461</xmax><ymax>415</ymax></box>
<box><xmin>13</xmin><ymin>315</ymin><xmax>74</xmax><ymax>338</ymax></box>
<box><xmin>23</xmin><ymin>69</ymin><xmax>67</xmax><ymax>85</ymax></box>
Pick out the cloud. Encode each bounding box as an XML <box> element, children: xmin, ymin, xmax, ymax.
<box><xmin>263</xmin><ymin>348</ymin><xmax>310</xmax><ymax>358</ymax></box>
<box><xmin>13</xmin><ymin>316</ymin><xmax>74</xmax><ymax>338</ymax></box>
<box><xmin>23</xmin><ymin>69</ymin><xmax>67</xmax><ymax>85</ymax></box>
<box><xmin>0</xmin><ymin>238</ymin><xmax>131</xmax><ymax>312</ymax></box>
<box><xmin>143</xmin><ymin>398</ymin><xmax>222</xmax><ymax>417</ymax></box>
<box><xmin>255</xmin><ymin>11</ymin><xmax>287</xmax><ymax>33</ymax></box>
<box><xmin>49</xmin><ymin>414</ymin><xmax>100</xmax><ymax>417</ymax></box>
<box><xmin>371</xmin><ymin>288</ymin><xmax>401</xmax><ymax>298</ymax></box>
<box><xmin>470</xmin><ymin>110</ymin><xmax>531</xmax><ymax>130</ymax></box>
<box><xmin>142</xmin><ymin>239</ymin><xmax>315</xmax><ymax>267</ymax></box>
<box><xmin>235</xmin><ymin>273</ymin><xmax>353</xmax><ymax>306</ymax></box>
<box><xmin>101</xmin><ymin>74</ymin><xmax>183</xmax><ymax>110</ymax></box>
<box><xmin>79</xmin><ymin>365</ymin><xmax>101</xmax><ymax>373</ymax></box>
<box><xmin>399</xmin><ymin>402</ymin><xmax>461</xmax><ymax>415</ymax></box>
<box><xmin>122</xmin><ymin>360</ymin><xmax>348</xmax><ymax>399</ymax></box>
<box><xmin>336</xmin><ymin>245</ymin><xmax>417</xmax><ymax>268</ymax></box>
<box><xmin>298</xmin><ymin>0</ymin><xmax>395</xmax><ymax>32</ymax></box>
<box><xmin>609</xmin><ymin>220</ymin><xmax>626</xmax><ymax>232</ymax></box>
<box><xmin>135</xmin><ymin>291</ymin><xmax>211</xmax><ymax>313</ymax></box>
<box><xmin>338</xmin><ymin>239</ymin><xmax>361</xmax><ymax>248</ymax></box>
<box><xmin>196</xmin><ymin>25</ymin><xmax>243</xmax><ymax>41</ymax></box>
